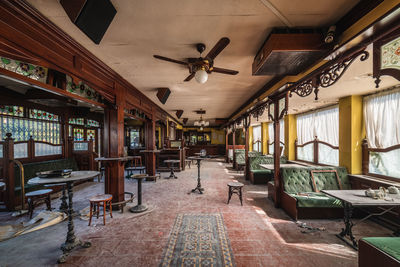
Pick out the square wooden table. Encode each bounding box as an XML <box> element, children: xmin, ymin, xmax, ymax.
<box><xmin>322</xmin><ymin>189</ymin><xmax>400</xmax><ymax>250</ymax></box>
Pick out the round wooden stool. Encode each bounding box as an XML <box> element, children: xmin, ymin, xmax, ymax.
<box><xmin>88</xmin><ymin>194</ymin><xmax>113</xmax><ymax>226</ymax></box>
<box><xmin>227</xmin><ymin>182</ymin><xmax>244</xmax><ymax>206</ymax></box>
<box><xmin>130</xmin><ymin>174</ymin><xmax>148</xmax><ymax>213</ymax></box>
<box><xmin>26</xmin><ymin>189</ymin><xmax>53</xmax><ymax>219</ymax></box>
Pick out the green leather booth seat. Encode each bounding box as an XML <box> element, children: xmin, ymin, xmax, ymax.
<box><xmin>280</xmin><ymin>166</ymin><xmax>350</xmax><ymax>219</ymax></box>
<box><xmin>249</xmin><ymin>155</ymin><xmax>287</xmax><ymax>184</ymax></box>
<box><xmin>361</xmin><ymin>237</ymin><xmax>400</xmax><ymax>261</ymax></box>
<box><xmin>14</xmin><ymin>158</ymin><xmax>79</xmax><ymax>192</ymax></box>
<box><xmin>289</xmin><ymin>192</ymin><xmax>342</xmax><ymax>208</ymax></box>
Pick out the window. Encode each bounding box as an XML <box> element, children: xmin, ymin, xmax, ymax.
<box><xmin>130</xmin><ymin>129</ymin><xmax>140</xmax><ymax>148</ymax></box>
<box><xmin>268</xmin><ymin>120</ymin><xmax>284</xmax><ymax>155</ymax></box>
<box><xmin>364</xmin><ymin>89</ymin><xmax>400</xmax><ymax>179</ymax></box>
<box><xmin>252</xmin><ymin>125</ymin><xmax>262</xmax><ymax>152</ymax></box>
<box><xmin>296</xmin><ymin>107</ymin><xmax>339</xmax><ymax>166</ymax></box>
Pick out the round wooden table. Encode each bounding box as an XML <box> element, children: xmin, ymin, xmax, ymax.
<box><xmin>164</xmin><ymin>159</ymin><xmax>180</xmax><ymax>179</ymax></box>
<box><xmin>28</xmin><ymin>170</ymin><xmax>100</xmax><ymax>263</ymax></box>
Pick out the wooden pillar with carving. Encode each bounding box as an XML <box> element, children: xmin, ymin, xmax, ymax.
<box><xmin>102</xmin><ymin>84</ymin><xmax>126</xmax><ymax>205</ymax></box>
<box><xmin>225</xmin><ymin>129</ymin><xmax>229</xmax><ymax>163</ymax></box>
<box><xmin>244</xmin><ymin>116</ymin><xmax>251</xmax><ymax>180</ymax></box>
<box><xmin>145</xmin><ymin>115</ymin><xmax>156</xmax><ymax>176</ymax></box>
<box><xmin>232</xmin><ymin>126</ymin><xmax>236</xmax><ymax>166</ymax></box>
<box><xmin>4</xmin><ymin>133</ymin><xmax>15</xmax><ymax>210</ymax></box>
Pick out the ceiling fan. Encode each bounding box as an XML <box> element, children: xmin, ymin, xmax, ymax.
<box><xmin>153</xmin><ymin>37</ymin><xmax>239</xmax><ymax>83</ymax></box>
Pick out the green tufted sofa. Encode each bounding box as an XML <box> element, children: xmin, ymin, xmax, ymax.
<box><xmin>359</xmin><ymin>237</ymin><xmax>400</xmax><ymax>267</ymax></box>
<box><xmin>249</xmin><ymin>155</ymin><xmax>287</xmax><ymax>184</ymax></box>
<box><xmin>233</xmin><ymin>150</ymin><xmax>261</xmax><ymax>170</ymax></box>
<box><xmin>14</xmin><ymin>158</ymin><xmax>79</xmax><ymax>194</ymax></box>
<box><xmin>280</xmin><ymin>166</ymin><xmax>351</xmax><ymax>220</ymax></box>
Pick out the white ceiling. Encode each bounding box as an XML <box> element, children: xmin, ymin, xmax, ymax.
<box><xmin>28</xmin><ymin>0</ymin><xmax>361</xmax><ymax>124</ymax></box>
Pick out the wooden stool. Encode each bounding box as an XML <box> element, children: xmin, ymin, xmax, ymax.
<box><xmin>227</xmin><ymin>182</ymin><xmax>244</xmax><ymax>206</ymax></box>
<box><xmin>26</xmin><ymin>189</ymin><xmax>53</xmax><ymax>219</ymax></box>
<box><xmin>88</xmin><ymin>194</ymin><xmax>113</xmax><ymax>226</ymax></box>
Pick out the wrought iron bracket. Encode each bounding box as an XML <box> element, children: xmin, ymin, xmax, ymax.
<box><xmin>289</xmin><ymin>50</ymin><xmax>369</xmax><ymax>100</ymax></box>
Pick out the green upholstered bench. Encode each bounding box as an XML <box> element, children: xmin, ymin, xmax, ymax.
<box><xmin>359</xmin><ymin>237</ymin><xmax>400</xmax><ymax>267</ymax></box>
<box><xmin>280</xmin><ymin>166</ymin><xmax>350</xmax><ymax>220</ymax></box>
<box><xmin>14</xmin><ymin>158</ymin><xmax>79</xmax><ymax>194</ymax></box>
<box><xmin>249</xmin><ymin>155</ymin><xmax>287</xmax><ymax>184</ymax></box>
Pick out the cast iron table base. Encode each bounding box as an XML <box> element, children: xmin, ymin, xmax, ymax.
<box><xmin>190</xmin><ymin>158</ymin><xmax>204</xmax><ymax>194</ymax></box>
<box><xmin>130</xmin><ymin>175</ymin><xmax>148</xmax><ymax>213</ymax></box>
<box><xmin>58</xmin><ymin>182</ymin><xmax>91</xmax><ymax>263</ymax></box>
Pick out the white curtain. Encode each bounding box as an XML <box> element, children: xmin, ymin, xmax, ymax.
<box><xmin>364</xmin><ymin>89</ymin><xmax>400</xmax><ymax>178</ymax></box>
<box><xmin>364</xmin><ymin>89</ymin><xmax>400</xmax><ymax>148</ymax></box>
<box><xmin>252</xmin><ymin>125</ymin><xmax>261</xmax><ymax>152</ymax></box>
<box><xmin>296</xmin><ymin>107</ymin><xmax>339</xmax><ymax>165</ymax></box>
<box><xmin>268</xmin><ymin>120</ymin><xmax>284</xmax><ymax>155</ymax></box>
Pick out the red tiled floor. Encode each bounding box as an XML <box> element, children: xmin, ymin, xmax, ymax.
<box><xmin>0</xmin><ymin>158</ymin><xmax>392</xmax><ymax>266</ymax></box>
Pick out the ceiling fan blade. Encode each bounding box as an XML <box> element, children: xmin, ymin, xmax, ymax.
<box><xmin>184</xmin><ymin>72</ymin><xmax>195</xmax><ymax>82</ymax></box>
<box><xmin>206</xmin><ymin>37</ymin><xmax>230</xmax><ymax>60</ymax></box>
<box><xmin>153</xmin><ymin>55</ymin><xmax>188</xmax><ymax>66</ymax></box>
<box><xmin>212</xmin><ymin>67</ymin><xmax>238</xmax><ymax>75</ymax></box>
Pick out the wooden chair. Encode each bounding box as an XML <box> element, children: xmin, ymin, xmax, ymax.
<box><xmin>88</xmin><ymin>194</ymin><xmax>113</xmax><ymax>226</ymax></box>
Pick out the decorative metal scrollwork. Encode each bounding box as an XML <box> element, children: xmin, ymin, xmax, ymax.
<box><xmin>289</xmin><ymin>49</ymin><xmax>369</xmax><ymax>101</ymax></box>
<box><xmin>319</xmin><ymin>50</ymin><xmax>369</xmax><ymax>88</ymax></box>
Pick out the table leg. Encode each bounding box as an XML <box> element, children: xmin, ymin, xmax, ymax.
<box><xmin>191</xmin><ymin>159</ymin><xmax>204</xmax><ymax>194</ymax></box>
<box><xmin>58</xmin><ymin>182</ymin><xmax>91</xmax><ymax>263</ymax></box>
<box><xmin>336</xmin><ymin>202</ymin><xmax>358</xmax><ymax>250</ymax></box>
<box><xmin>130</xmin><ymin>179</ymin><xmax>148</xmax><ymax>213</ymax></box>
<box><xmin>59</xmin><ymin>185</ymin><xmax>68</xmax><ymax>213</ymax></box>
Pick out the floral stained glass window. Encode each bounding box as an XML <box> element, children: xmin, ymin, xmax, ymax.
<box><xmin>1</xmin><ymin>57</ymin><xmax>48</xmax><ymax>83</ymax></box>
<box><xmin>86</xmin><ymin>119</ymin><xmax>100</xmax><ymax>127</ymax></box>
<box><xmin>73</xmin><ymin>128</ymin><xmax>84</xmax><ymax>141</ymax></box>
<box><xmin>69</xmin><ymin>118</ymin><xmax>84</xmax><ymax>125</ymax></box>
<box><xmin>0</xmin><ymin>105</ymin><xmax>23</xmax><ymax>117</ymax></box>
<box><xmin>87</xmin><ymin>129</ymin><xmax>96</xmax><ymax>151</ymax></box>
<box><xmin>29</xmin><ymin>109</ymin><xmax>59</xmax><ymax>121</ymax></box>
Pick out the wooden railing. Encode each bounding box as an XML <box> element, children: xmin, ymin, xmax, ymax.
<box><xmin>362</xmin><ymin>139</ymin><xmax>400</xmax><ymax>182</ymax></box>
<box><xmin>267</xmin><ymin>140</ymin><xmax>285</xmax><ymax>155</ymax></box>
<box><xmin>295</xmin><ymin>136</ymin><xmax>338</xmax><ymax>166</ymax></box>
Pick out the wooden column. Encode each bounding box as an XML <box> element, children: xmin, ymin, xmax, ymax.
<box><xmin>145</xmin><ymin>117</ymin><xmax>156</xmax><ymax>176</ymax></box>
<box><xmin>244</xmin><ymin>116</ymin><xmax>251</xmax><ymax>180</ymax></box>
<box><xmin>4</xmin><ymin>133</ymin><xmax>15</xmax><ymax>210</ymax></box>
<box><xmin>102</xmin><ymin>84</ymin><xmax>126</xmax><ymax>204</ymax></box>
<box><xmin>273</xmin><ymin>101</ymin><xmax>281</xmax><ymax>208</ymax></box>
<box><xmin>225</xmin><ymin>129</ymin><xmax>229</xmax><ymax>162</ymax></box>
<box><xmin>232</xmin><ymin>127</ymin><xmax>236</xmax><ymax>166</ymax></box>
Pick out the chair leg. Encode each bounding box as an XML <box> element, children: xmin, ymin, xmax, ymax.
<box><xmin>227</xmin><ymin>187</ymin><xmax>232</xmax><ymax>204</ymax></box>
<box><xmin>109</xmin><ymin>200</ymin><xmax>113</xmax><ymax>218</ymax></box>
<box><xmin>103</xmin><ymin>202</ymin><xmax>106</xmax><ymax>225</ymax></box>
<box><xmin>27</xmin><ymin>197</ymin><xmax>34</xmax><ymax>219</ymax></box>
<box><xmin>239</xmin><ymin>188</ymin><xmax>243</xmax><ymax>206</ymax></box>
<box><xmin>88</xmin><ymin>202</ymin><xmax>93</xmax><ymax>226</ymax></box>
<box><xmin>45</xmin><ymin>194</ymin><xmax>52</xmax><ymax>211</ymax></box>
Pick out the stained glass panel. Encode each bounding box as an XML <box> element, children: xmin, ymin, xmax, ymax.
<box><xmin>0</xmin><ymin>105</ymin><xmax>23</xmax><ymax>117</ymax></box>
<box><xmin>69</xmin><ymin>118</ymin><xmax>84</xmax><ymax>125</ymax></box>
<box><xmin>73</xmin><ymin>128</ymin><xmax>84</xmax><ymax>141</ymax></box>
<box><xmin>1</xmin><ymin>57</ymin><xmax>48</xmax><ymax>83</ymax></box>
<box><xmin>86</xmin><ymin>119</ymin><xmax>100</xmax><ymax>127</ymax></box>
<box><xmin>381</xmin><ymin>36</ymin><xmax>400</xmax><ymax>71</ymax></box>
<box><xmin>35</xmin><ymin>143</ymin><xmax>62</xmax><ymax>156</ymax></box>
<box><xmin>29</xmin><ymin>109</ymin><xmax>59</xmax><ymax>121</ymax></box>
<box><xmin>87</xmin><ymin>129</ymin><xmax>96</xmax><ymax>151</ymax></box>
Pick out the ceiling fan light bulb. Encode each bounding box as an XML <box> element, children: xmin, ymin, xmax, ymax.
<box><xmin>195</xmin><ymin>69</ymin><xmax>208</xmax><ymax>84</ymax></box>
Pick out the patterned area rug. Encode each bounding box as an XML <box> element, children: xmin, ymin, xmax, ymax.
<box><xmin>160</xmin><ymin>213</ymin><xmax>235</xmax><ymax>267</ymax></box>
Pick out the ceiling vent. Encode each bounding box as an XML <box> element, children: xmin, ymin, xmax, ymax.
<box><xmin>252</xmin><ymin>28</ymin><xmax>327</xmax><ymax>76</ymax></box>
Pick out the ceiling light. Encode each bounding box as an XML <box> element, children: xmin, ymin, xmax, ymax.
<box><xmin>195</xmin><ymin>68</ymin><xmax>208</xmax><ymax>84</ymax></box>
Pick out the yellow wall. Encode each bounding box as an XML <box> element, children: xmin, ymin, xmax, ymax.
<box><xmin>339</xmin><ymin>96</ymin><xmax>365</xmax><ymax>174</ymax></box>
<box><xmin>284</xmin><ymin>114</ymin><xmax>297</xmax><ymax>160</ymax></box>
<box><xmin>248</xmin><ymin>126</ymin><xmax>253</xmax><ymax>151</ymax></box>
<box><xmin>262</xmin><ymin>122</ymin><xmax>268</xmax><ymax>154</ymax></box>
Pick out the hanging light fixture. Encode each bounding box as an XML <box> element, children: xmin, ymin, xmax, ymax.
<box><xmin>195</xmin><ymin>66</ymin><xmax>208</xmax><ymax>84</ymax></box>
<box><xmin>194</xmin><ymin>114</ymin><xmax>209</xmax><ymax>127</ymax></box>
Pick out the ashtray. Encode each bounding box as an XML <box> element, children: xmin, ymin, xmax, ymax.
<box><xmin>37</xmin><ymin>169</ymin><xmax>72</xmax><ymax>178</ymax></box>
